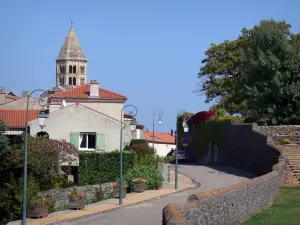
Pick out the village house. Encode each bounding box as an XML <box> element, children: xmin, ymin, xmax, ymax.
<box><xmin>143</xmin><ymin>131</ymin><xmax>175</xmax><ymax>156</ymax></box>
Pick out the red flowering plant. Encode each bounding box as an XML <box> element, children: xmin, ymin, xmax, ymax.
<box><xmin>187</xmin><ymin>110</ymin><xmax>216</xmax><ymax>127</ymax></box>
<box><xmin>68</xmin><ymin>188</ymin><xmax>85</xmax><ymax>200</ymax></box>
<box><xmin>112</xmin><ymin>178</ymin><xmax>127</xmax><ymax>188</ymax></box>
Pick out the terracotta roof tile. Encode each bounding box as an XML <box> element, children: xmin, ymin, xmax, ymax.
<box><xmin>144</xmin><ymin>131</ymin><xmax>175</xmax><ymax>144</ymax></box>
<box><xmin>50</xmin><ymin>84</ymin><xmax>127</xmax><ymax>100</ymax></box>
<box><xmin>0</xmin><ymin>110</ymin><xmax>40</xmax><ymax>128</ymax></box>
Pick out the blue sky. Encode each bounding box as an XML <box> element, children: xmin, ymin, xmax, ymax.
<box><xmin>0</xmin><ymin>0</ymin><xmax>299</xmax><ymax>132</ymax></box>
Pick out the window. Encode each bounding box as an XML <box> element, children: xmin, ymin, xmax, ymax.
<box><xmin>69</xmin><ymin>77</ymin><xmax>72</xmax><ymax>85</ymax></box>
<box><xmin>73</xmin><ymin>77</ymin><xmax>76</xmax><ymax>85</ymax></box>
<box><xmin>73</xmin><ymin>65</ymin><xmax>76</xmax><ymax>73</ymax></box>
<box><xmin>70</xmin><ymin>132</ymin><xmax>106</xmax><ymax>151</ymax></box>
<box><xmin>69</xmin><ymin>65</ymin><xmax>73</xmax><ymax>73</ymax></box>
<box><xmin>79</xmin><ymin>133</ymin><xmax>96</xmax><ymax>150</ymax></box>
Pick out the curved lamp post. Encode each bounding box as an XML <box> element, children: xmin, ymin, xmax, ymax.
<box><xmin>175</xmin><ymin>110</ymin><xmax>189</xmax><ymax>189</ymax></box>
<box><xmin>22</xmin><ymin>89</ymin><xmax>49</xmax><ymax>225</ymax></box>
<box><xmin>152</xmin><ymin>109</ymin><xmax>163</xmax><ymax>150</ymax></box>
<box><xmin>119</xmin><ymin>105</ymin><xmax>138</xmax><ymax>205</ymax></box>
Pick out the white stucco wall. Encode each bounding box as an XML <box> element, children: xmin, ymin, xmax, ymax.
<box><xmin>49</xmin><ymin>102</ymin><xmax>124</xmax><ymax>120</ymax></box>
<box><xmin>29</xmin><ymin>104</ymin><xmax>121</xmax><ymax>152</ymax></box>
<box><xmin>150</xmin><ymin>143</ymin><xmax>176</xmax><ymax>157</ymax></box>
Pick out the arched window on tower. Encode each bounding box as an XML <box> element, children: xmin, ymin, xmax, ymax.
<box><xmin>62</xmin><ymin>65</ymin><xmax>65</xmax><ymax>73</ymax></box>
<box><xmin>60</xmin><ymin>66</ymin><xmax>63</xmax><ymax>74</ymax></box>
<box><xmin>81</xmin><ymin>66</ymin><xmax>85</xmax><ymax>74</ymax></box>
<box><xmin>69</xmin><ymin>77</ymin><xmax>72</xmax><ymax>85</ymax></box>
<box><xmin>69</xmin><ymin>65</ymin><xmax>73</xmax><ymax>73</ymax></box>
<box><xmin>73</xmin><ymin>77</ymin><xmax>76</xmax><ymax>86</ymax></box>
<box><xmin>73</xmin><ymin>66</ymin><xmax>76</xmax><ymax>73</ymax></box>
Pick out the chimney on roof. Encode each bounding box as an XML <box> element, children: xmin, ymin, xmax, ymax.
<box><xmin>170</xmin><ymin>129</ymin><xmax>173</xmax><ymax>136</ymax></box>
<box><xmin>89</xmin><ymin>80</ymin><xmax>99</xmax><ymax>98</ymax></box>
<box><xmin>0</xmin><ymin>88</ymin><xmax>5</xmax><ymax>104</ymax></box>
<box><xmin>22</xmin><ymin>91</ymin><xmax>29</xmax><ymax>97</ymax></box>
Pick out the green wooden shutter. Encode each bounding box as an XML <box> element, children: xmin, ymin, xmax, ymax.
<box><xmin>96</xmin><ymin>133</ymin><xmax>106</xmax><ymax>151</ymax></box>
<box><xmin>70</xmin><ymin>132</ymin><xmax>80</xmax><ymax>149</ymax></box>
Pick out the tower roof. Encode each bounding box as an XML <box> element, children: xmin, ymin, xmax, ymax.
<box><xmin>56</xmin><ymin>26</ymin><xmax>87</xmax><ymax>61</ymax></box>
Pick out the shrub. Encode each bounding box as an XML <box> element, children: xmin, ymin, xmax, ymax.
<box><xmin>133</xmin><ymin>152</ymin><xmax>157</xmax><ymax>167</ymax></box>
<box><xmin>129</xmin><ymin>139</ymin><xmax>155</xmax><ymax>154</ymax></box>
<box><xmin>124</xmin><ymin>165</ymin><xmax>163</xmax><ymax>190</ymax></box>
<box><xmin>156</xmin><ymin>155</ymin><xmax>175</xmax><ymax>164</ymax></box>
<box><xmin>280</xmin><ymin>139</ymin><xmax>293</xmax><ymax>145</ymax></box>
<box><xmin>78</xmin><ymin>151</ymin><xmax>135</xmax><ymax>185</ymax></box>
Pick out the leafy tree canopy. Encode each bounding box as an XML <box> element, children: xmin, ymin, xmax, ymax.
<box><xmin>198</xmin><ymin>19</ymin><xmax>300</xmax><ymax>125</ymax></box>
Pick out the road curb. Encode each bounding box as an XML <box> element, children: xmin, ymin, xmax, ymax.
<box><xmin>47</xmin><ymin>172</ymin><xmax>201</xmax><ymax>225</ymax></box>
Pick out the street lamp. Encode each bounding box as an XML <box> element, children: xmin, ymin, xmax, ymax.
<box><xmin>119</xmin><ymin>105</ymin><xmax>138</xmax><ymax>205</ymax></box>
<box><xmin>175</xmin><ymin>110</ymin><xmax>189</xmax><ymax>190</ymax></box>
<box><xmin>152</xmin><ymin>109</ymin><xmax>163</xmax><ymax>150</ymax></box>
<box><xmin>22</xmin><ymin>89</ymin><xmax>49</xmax><ymax>225</ymax></box>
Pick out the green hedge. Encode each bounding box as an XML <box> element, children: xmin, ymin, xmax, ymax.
<box><xmin>78</xmin><ymin>150</ymin><xmax>158</xmax><ymax>186</ymax></box>
<box><xmin>78</xmin><ymin>151</ymin><xmax>135</xmax><ymax>185</ymax></box>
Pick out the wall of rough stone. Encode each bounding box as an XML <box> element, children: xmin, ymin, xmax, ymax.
<box><xmin>40</xmin><ymin>182</ymin><xmax>114</xmax><ymax>211</ymax></box>
<box><xmin>217</xmin><ymin>124</ymin><xmax>280</xmax><ymax>176</ymax></box>
<box><xmin>257</xmin><ymin>125</ymin><xmax>300</xmax><ymax>144</ymax></box>
<box><xmin>162</xmin><ymin>160</ymin><xmax>285</xmax><ymax>225</ymax></box>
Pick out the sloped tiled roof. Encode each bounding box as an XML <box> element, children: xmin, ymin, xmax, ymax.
<box><xmin>50</xmin><ymin>84</ymin><xmax>127</xmax><ymax>100</ymax></box>
<box><xmin>144</xmin><ymin>131</ymin><xmax>175</xmax><ymax>144</ymax></box>
<box><xmin>0</xmin><ymin>110</ymin><xmax>40</xmax><ymax>128</ymax></box>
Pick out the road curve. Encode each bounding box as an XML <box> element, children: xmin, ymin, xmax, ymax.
<box><xmin>65</xmin><ymin>165</ymin><xmax>252</xmax><ymax>225</ymax></box>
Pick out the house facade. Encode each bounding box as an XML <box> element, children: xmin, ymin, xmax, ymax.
<box><xmin>29</xmin><ymin>103</ymin><xmax>121</xmax><ymax>152</ymax></box>
<box><xmin>144</xmin><ymin>131</ymin><xmax>175</xmax><ymax>156</ymax></box>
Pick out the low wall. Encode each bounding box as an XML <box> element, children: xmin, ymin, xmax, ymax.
<box><xmin>40</xmin><ymin>182</ymin><xmax>114</xmax><ymax>211</ymax></box>
<box><xmin>163</xmin><ymin>160</ymin><xmax>285</xmax><ymax>225</ymax></box>
<box><xmin>258</xmin><ymin>125</ymin><xmax>300</xmax><ymax>144</ymax></box>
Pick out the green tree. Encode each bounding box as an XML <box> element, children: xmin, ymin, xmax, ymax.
<box><xmin>198</xmin><ymin>19</ymin><xmax>300</xmax><ymax>124</ymax></box>
<box><xmin>240</xmin><ymin>20</ymin><xmax>300</xmax><ymax>125</ymax></box>
<box><xmin>198</xmin><ymin>39</ymin><xmax>247</xmax><ymax>115</ymax></box>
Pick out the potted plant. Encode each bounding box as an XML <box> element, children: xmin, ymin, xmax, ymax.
<box><xmin>67</xmin><ymin>188</ymin><xmax>85</xmax><ymax>210</ymax></box>
<box><xmin>28</xmin><ymin>195</ymin><xmax>49</xmax><ymax>218</ymax></box>
<box><xmin>133</xmin><ymin>177</ymin><xmax>147</xmax><ymax>193</ymax></box>
<box><xmin>112</xmin><ymin>178</ymin><xmax>127</xmax><ymax>198</ymax></box>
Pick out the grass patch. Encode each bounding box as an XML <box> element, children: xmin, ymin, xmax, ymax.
<box><xmin>239</xmin><ymin>187</ymin><xmax>300</xmax><ymax>225</ymax></box>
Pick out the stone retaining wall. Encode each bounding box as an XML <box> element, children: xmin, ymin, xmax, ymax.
<box><xmin>163</xmin><ymin>160</ymin><xmax>285</xmax><ymax>225</ymax></box>
<box><xmin>40</xmin><ymin>182</ymin><xmax>114</xmax><ymax>211</ymax></box>
<box><xmin>258</xmin><ymin>125</ymin><xmax>300</xmax><ymax>144</ymax></box>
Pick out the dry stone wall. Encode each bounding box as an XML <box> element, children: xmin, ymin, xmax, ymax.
<box><xmin>163</xmin><ymin>161</ymin><xmax>285</xmax><ymax>225</ymax></box>
<box><xmin>258</xmin><ymin>125</ymin><xmax>300</xmax><ymax>144</ymax></box>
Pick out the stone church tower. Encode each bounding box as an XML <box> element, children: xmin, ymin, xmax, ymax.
<box><xmin>56</xmin><ymin>26</ymin><xmax>87</xmax><ymax>87</ymax></box>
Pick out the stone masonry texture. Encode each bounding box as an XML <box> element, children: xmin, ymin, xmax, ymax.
<box><xmin>40</xmin><ymin>182</ymin><xmax>114</xmax><ymax>211</ymax></box>
<box><xmin>258</xmin><ymin>125</ymin><xmax>300</xmax><ymax>144</ymax></box>
<box><xmin>163</xmin><ymin>123</ymin><xmax>286</xmax><ymax>225</ymax></box>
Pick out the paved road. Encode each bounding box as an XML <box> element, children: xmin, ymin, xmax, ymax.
<box><xmin>67</xmin><ymin>165</ymin><xmax>253</xmax><ymax>225</ymax></box>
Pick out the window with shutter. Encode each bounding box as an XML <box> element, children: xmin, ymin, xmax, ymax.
<box><xmin>96</xmin><ymin>133</ymin><xmax>106</xmax><ymax>150</ymax></box>
<box><xmin>70</xmin><ymin>132</ymin><xmax>80</xmax><ymax>149</ymax></box>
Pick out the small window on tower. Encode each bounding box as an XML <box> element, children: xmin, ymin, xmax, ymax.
<box><xmin>69</xmin><ymin>65</ymin><xmax>72</xmax><ymax>73</ymax></box>
<box><xmin>73</xmin><ymin>77</ymin><xmax>76</xmax><ymax>86</ymax></box>
<box><xmin>69</xmin><ymin>77</ymin><xmax>72</xmax><ymax>85</ymax></box>
<box><xmin>73</xmin><ymin>66</ymin><xmax>76</xmax><ymax>73</ymax></box>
